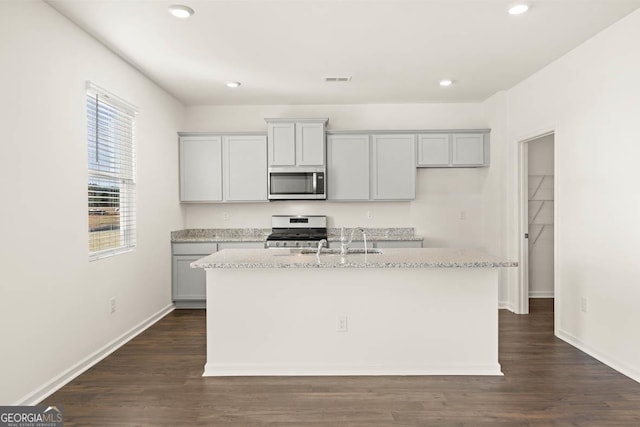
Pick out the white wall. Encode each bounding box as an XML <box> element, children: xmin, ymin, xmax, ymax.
<box><xmin>480</xmin><ymin>91</ymin><xmax>510</xmax><ymax>308</ymax></box>
<box><xmin>504</xmin><ymin>9</ymin><xmax>640</xmax><ymax>381</ymax></box>
<box><xmin>528</xmin><ymin>135</ymin><xmax>555</xmax><ymax>297</ymax></box>
<box><xmin>0</xmin><ymin>1</ymin><xmax>184</xmax><ymax>404</ymax></box>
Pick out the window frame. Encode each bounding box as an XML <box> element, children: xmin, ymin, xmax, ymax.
<box><xmin>86</xmin><ymin>82</ymin><xmax>138</xmax><ymax>261</ymax></box>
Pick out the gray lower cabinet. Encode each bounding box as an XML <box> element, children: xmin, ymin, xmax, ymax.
<box><xmin>172</xmin><ymin>242</ymin><xmax>218</xmax><ymax>309</ymax></box>
<box><xmin>172</xmin><ymin>255</ymin><xmax>208</xmax><ymax>308</ymax></box>
<box><xmin>218</xmin><ymin>242</ymin><xmax>266</xmax><ymax>250</ymax></box>
<box><xmin>172</xmin><ymin>241</ymin><xmax>266</xmax><ymax>308</ymax></box>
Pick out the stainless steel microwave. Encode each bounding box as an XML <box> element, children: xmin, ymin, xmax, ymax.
<box><xmin>268</xmin><ymin>167</ymin><xmax>326</xmax><ymax>200</ymax></box>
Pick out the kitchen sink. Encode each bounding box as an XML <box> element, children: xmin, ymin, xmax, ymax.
<box><xmin>299</xmin><ymin>248</ymin><xmax>383</xmax><ymax>255</ymax></box>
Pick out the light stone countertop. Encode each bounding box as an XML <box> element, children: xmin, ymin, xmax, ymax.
<box><xmin>172</xmin><ymin>228</ymin><xmax>423</xmax><ymax>242</ymax></box>
<box><xmin>191</xmin><ymin>248</ymin><xmax>517</xmax><ymax>269</ymax></box>
<box><xmin>326</xmin><ymin>227</ymin><xmax>422</xmax><ymax>241</ymax></box>
<box><xmin>171</xmin><ymin>228</ymin><xmax>271</xmax><ymax>242</ymax></box>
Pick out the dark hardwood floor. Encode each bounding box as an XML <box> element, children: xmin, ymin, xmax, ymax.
<box><xmin>43</xmin><ymin>299</ymin><xmax>640</xmax><ymax>426</ymax></box>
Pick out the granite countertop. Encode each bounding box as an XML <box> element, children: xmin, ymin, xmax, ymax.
<box><xmin>191</xmin><ymin>248</ymin><xmax>517</xmax><ymax>269</ymax></box>
<box><xmin>171</xmin><ymin>228</ymin><xmax>271</xmax><ymax>242</ymax></box>
<box><xmin>326</xmin><ymin>227</ymin><xmax>422</xmax><ymax>241</ymax></box>
<box><xmin>172</xmin><ymin>228</ymin><xmax>423</xmax><ymax>242</ymax></box>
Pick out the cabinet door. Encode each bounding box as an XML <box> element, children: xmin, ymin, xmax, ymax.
<box><xmin>327</xmin><ymin>134</ymin><xmax>370</xmax><ymax>200</ymax></box>
<box><xmin>417</xmin><ymin>134</ymin><xmax>450</xmax><ymax>167</ymax></box>
<box><xmin>296</xmin><ymin>122</ymin><xmax>325</xmax><ymax>166</ymax></box>
<box><xmin>268</xmin><ymin>122</ymin><xmax>296</xmax><ymax>166</ymax></box>
<box><xmin>180</xmin><ymin>136</ymin><xmax>223</xmax><ymax>202</ymax></box>
<box><xmin>371</xmin><ymin>134</ymin><xmax>416</xmax><ymax>200</ymax></box>
<box><xmin>172</xmin><ymin>255</ymin><xmax>207</xmax><ymax>301</ymax></box>
<box><xmin>452</xmin><ymin>133</ymin><xmax>485</xmax><ymax>166</ymax></box>
<box><xmin>223</xmin><ymin>135</ymin><xmax>268</xmax><ymax>201</ymax></box>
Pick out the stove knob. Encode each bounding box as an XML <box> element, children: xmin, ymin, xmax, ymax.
<box><xmin>275</xmin><ymin>242</ymin><xmax>280</xmax><ymax>247</ymax></box>
<box><xmin>295</xmin><ymin>242</ymin><xmax>300</xmax><ymax>247</ymax></box>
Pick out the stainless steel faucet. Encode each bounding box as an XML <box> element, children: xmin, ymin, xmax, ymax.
<box><xmin>316</xmin><ymin>239</ymin><xmax>328</xmax><ymax>257</ymax></box>
<box><xmin>340</xmin><ymin>227</ymin><xmax>368</xmax><ymax>255</ymax></box>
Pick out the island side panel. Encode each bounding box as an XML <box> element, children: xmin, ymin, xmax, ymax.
<box><xmin>204</xmin><ymin>268</ymin><xmax>500</xmax><ymax>376</ymax></box>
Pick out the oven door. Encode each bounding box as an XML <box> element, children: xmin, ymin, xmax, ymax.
<box><xmin>268</xmin><ymin>167</ymin><xmax>326</xmax><ymax>200</ymax></box>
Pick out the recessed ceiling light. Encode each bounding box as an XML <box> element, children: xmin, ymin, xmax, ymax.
<box><xmin>508</xmin><ymin>4</ymin><xmax>529</xmax><ymax>15</ymax></box>
<box><xmin>439</xmin><ymin>79</ymin><xmax>453</xmax><ymax>87</ymax></box>
<box><xmin>168</xmin><ymin>5</ymin><xmax>194</xmax><ymax>19</ymax></box>
<box><xmin>226</xmin><ymin>81</ymin><xmax>241</xmax><ymax>88</ymax></box>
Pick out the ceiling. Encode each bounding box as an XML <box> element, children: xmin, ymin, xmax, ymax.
<box><xmin>46</xmin><ymin>0</ymin><xmax>640</xmax><ymax>106</ymax></box>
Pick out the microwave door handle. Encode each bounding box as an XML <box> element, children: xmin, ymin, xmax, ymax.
<box><xmin>312</xmin><ymin>172</ymin><xmax>317</xmax><ymax>194</ymax></box>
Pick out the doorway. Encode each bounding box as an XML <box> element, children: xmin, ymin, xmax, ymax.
<box><xmin>519</xmin><ymin>133</ymin><xmax>555</xmax><ymax>314</ymax></box>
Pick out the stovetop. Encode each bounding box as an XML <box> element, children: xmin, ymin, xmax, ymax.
<box><xmin>266</xmin><ymin>215</ymin><xmax>327</xmax><ymax>248</ymax></box>
<box><xmin>267</xmin><ymin>229</ymin><xmax>328</xmax><ymax>241</ymax></box>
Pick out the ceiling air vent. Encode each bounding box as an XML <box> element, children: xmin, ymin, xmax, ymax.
<box><xmin>324</xmin><ymin>76</ymin><xmax>352</xmax><ymax>82</ymax></box>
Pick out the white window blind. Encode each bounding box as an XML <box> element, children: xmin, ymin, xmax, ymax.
<box><xmin>87</xmin><ymin>82</ymin><xmax>137</xmax><ymax>260</ymax></box>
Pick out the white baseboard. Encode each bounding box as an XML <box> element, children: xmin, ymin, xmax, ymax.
<box><xmin>203</xmin><ymin>362</ymin><xmax>503</xmax><ymax>377</ymax></box>
<box><xmin>499</xmin><ymin>301</ymin><xmax>515</xmax><ymax>312</ymax></box>
<box><xmin>557</xmin><ymin>328</ymin><xmax>640</xmax><ymax>384</ymax></box>
<box><xmin>529</xmin><ymin>290</ymin><xmax>554</xmax><ymax>298</ymax></box>
<box><xmin>14</xmin><ymin>303</ymin><xmax>175</xmax><ymax>406</ymax></box>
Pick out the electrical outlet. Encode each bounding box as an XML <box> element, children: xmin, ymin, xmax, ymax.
<box><xmin>110</xmin><ymin>297</ymin><xmax>116</xmax><ymax>315</ymax></box>
<box><xmin>459</xmin><ymin>210</ymin><xmax>467</xmax><ymax>220</ymax></box>
<box><xmin>580</xmin><ymin>297</ymin><xmax>588</xmax><ymax>313</ymax></box>
<box><xmin>366</xmin><ymin>210</ymin><xmax>373</xmax><ymax>220</ymax></box>
<box><xmin>223</xmin><ymin>212</ymin><xmax>230</xmax><ymax>221</ymax></box>
<box><xmin>337</xmin><ymin>315</ymin><xmax>348</xmax><ymax>332</ymax></box>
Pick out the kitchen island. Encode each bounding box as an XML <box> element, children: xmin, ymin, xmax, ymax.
<box><xmin>192</xmin><ymin>248</ymin><xmax>517</xmax><ymax>377</ymax></box>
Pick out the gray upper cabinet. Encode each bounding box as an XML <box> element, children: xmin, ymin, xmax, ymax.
<box><xmin>296</xmin><ymin>121</ymin><xmax>325</xmax><ymax>165</ymax></box>
<box><xmin>452</xmin><ymin>133</ymin><xmax>486</xmax><ymax>166</ymax></box>
<box><xmin>223</xmin><ymin>135</ymin><xmax>267</xmax><ymax>201</ymax></box>
<box><xmin>180</xmin><ymin>136</ymin><xmax>223</xmax><ymax>202</ymax></box>
<box><xmin>179</xmin><ymin>133</ymin><xmax>267</xmax><ymax>203</ymax></box>
<box><xmin>417</xmin><ymin>132</ymin><xmax>489</xmax><ymax>167</ymax></box>
<box><xmin>417</xmin><ymin>134</ymin><xmax>450</xmax><ymax>166</ymax></box>
<box><xmin>267</xmin><ymin>122</ymin><xmax>296</xmax><ymax>166</ymax></box>
<box><xmin>327</xmin><ymin>134</ymin><xmax>370</xmax><ymax>200</ymax></box>
<box><xmin>371</xmin><ymin>134</ymin><xmax>416</xmax><ymax>200</ymax></box>
<box><xmin>266</xmin><ymin>118</ymin><xmax>328</xmax><ymax>167</ymax></box>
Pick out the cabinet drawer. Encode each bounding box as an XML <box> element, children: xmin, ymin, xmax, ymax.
<box><xmin>218</xmin><ymin>242</ymin><xmax>266</xmax><ymax>250</ymax></box>
<box><xmin>172</xmin><ymin>242</ymin><xmax>218</xmax><ymax>255</ymax></box>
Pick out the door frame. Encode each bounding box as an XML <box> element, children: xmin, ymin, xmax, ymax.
<box><xmin>517</xmin><ymin>129</ymin><xmax>556</xmax><ymax>315</ymax></box>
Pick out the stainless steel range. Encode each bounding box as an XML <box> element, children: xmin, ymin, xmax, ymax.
<box><xmin>265</xmin><ymin>215</ymin><xmax>327</xmax><ymax>248</ymax></box>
